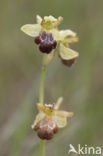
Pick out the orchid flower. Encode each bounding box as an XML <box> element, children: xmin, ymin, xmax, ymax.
<box><xmin>21</xmin><ymin>15</ymin><xmax>79</xmax><ymax>67</ymax></box>
<box><xmin>32</xmin><ymin>97</ymin><xmax>73</xmax><ymax>140</ymax></box>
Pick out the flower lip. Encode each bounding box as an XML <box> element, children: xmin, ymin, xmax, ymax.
<box><xmin>35</xmin><ymin>31</ymin><xmax>57</xmax><ymax>54</ymax></box>
<box><xmin>37</xmin><ymin>128</ymin><xmax>54</xmax><ymax>140</ymax></box>
<box><xmin>34</xmin><ymin>117</ymin><xmax>58</xmax><ymax>140</ymax></box>
<box><xmin>40</xmin><ymin>31</ymin><xmax>47</xmax><ymax>41</ymax></box>
<box><xmin>52</xmin><ymin>40</ymin><xmax>57</xmax><ymax>49</ymax></box>
<box><xmin>48</xmin><ymin>33</ymin><xmax>54</xmax><ymax>42</ymax></box>
<box><xmin>34</xmin><ymin>36</ymin><xmax>41</xmax><ymax>44</ymax></box>
<box><xmin>39</xmin><ymin>42</ymin><xmax>53</xmax><ymax>54</ymax></box>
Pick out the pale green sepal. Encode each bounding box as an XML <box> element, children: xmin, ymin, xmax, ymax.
<box><xmin>31</xmin><ymin>112</ymin><xmax>45</xmax><ymax>129</ymax></box>
<box><xmin>21</xmin><ymin>24</ymin><xmax>41</xmax><ymax>37</ymax></box>
<box><xmin>53</xmin><ymin>116</ymin><xmax>67</xmax><ymax>128</ymax></box>
<box><xmin>59</xmin><ymin>43</ymin><xmax>79</xmax><ymax>60</ymax></box>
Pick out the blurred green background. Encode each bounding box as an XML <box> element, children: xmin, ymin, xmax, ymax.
<box><xmin>0</xmin><ymin>0</ymin><xmax>103</xmax><ymax>156</ymax></box>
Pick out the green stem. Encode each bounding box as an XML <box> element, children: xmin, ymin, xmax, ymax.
<box><xmin>39</xmin><ymin>54</ymin><xmax>47</xmax><ymax>156</ymax></box>
<box><xmin>40</xmin><ymin>140</ymin><xmax>45</xmax><ymax>156</ymax></box>
<box><xmin>39</xmin><ymin>54</ymin><xmax>46</xmax><ymax>104</ymax></box>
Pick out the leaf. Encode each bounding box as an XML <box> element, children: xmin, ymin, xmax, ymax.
<box><xmin>21</xmin><ymin>24</ymin><xmax>41</xmax><ymax>37</ymax></box>
<box><xmin>31</xmin><ymin>112</ymin><xmax>45</xmax><ymax>129</ymax></box>
<box><xmin>59</xmin><ymin>43</ymin><xmax>79</xmax><ymax>60</ymax></box>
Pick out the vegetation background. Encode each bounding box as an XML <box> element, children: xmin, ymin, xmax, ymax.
<box><xmin>0</xmin><ymin>0</ymin><xmax>103</xmax><ymax>156</ymax></box>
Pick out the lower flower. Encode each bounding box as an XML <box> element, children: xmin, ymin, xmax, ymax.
<box><xmin>32</xmin><ymin>97</ymin><xmax>73</xmax><ymax>140</ymax></box>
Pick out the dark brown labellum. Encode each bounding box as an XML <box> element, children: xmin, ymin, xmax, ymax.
<box><xmin>48</xmin><ymin>33</ymin><xmax>54</xmax><ymax>42</ymax></box>
<box><xmin>34</xmin><ymin>31</ymin><xmax>57</xmax><ymax>54</ymax></box>
<box><xmin>52</xmin><ymin>40</ymin><xmax>57</xmax><ymax>49</ymax></box>
<box><xmin>39</xmin><ymin>42</ymin><xmax>53</xmax><ymax>54</ymax></box>
<box><xmin>37</xmin><ymin>127</ymin><xmax>54</xmax><ymax>140</ymax></box>
<box><xmin>34</xmin><ymin>117</ymin><xmax>58</xmax><ymax>140</ymax></box>
<box><xmin>34</xmin><ymin>36</ymin><xmax>41</xmax><ymax>44</ymax></box>
<box><xmin>62</xmin><ymin>58</ymin><xmax>77</xmax><ymax>67</ymax></box>
<box><xmin>41</xmin><ymin>31</ymin><xmax>47</xmax><ymax>41</ymax></box>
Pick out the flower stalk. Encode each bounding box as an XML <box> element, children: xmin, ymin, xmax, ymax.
<box><xmin>39</xmin><ymin>54</ymin><xmax>47</xmax><ymax>156</ymax></box>
<box><xmin>40</xmin><ymin>140</ymin><xmax>45</xmax><ymax>156</ymax></box>
<box><xmin>39</xmin><ymin>54</ymin><xmax>47</xmax><ymax>105</ymax></box>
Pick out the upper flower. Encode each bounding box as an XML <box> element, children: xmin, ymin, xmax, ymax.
<box><xmin>21</xmin><ymin>15</ymin><xmax>79</xmax><ymax>67</ymax></box>
<box><xmin>32</xmin><ymin>97</ymin><xmax>73</xmax><ymax>140</ymax></box>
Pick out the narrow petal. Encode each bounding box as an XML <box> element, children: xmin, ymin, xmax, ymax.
<box><xmin>55</xmin><ymin>16</ymin><xmax>63</xmax><ymax>27</ymax></box>
<box><xmin>21</xmin><ymin>24</ymin><xmax>41</xmax><ymax>37</ymax></box>
<box><xmin>31</xmin><ymin>112</ymin><xmax>45</xmax><ymax>129</ymax></box>
<box><xmin>58</xmin><ymin>29</ymin><xmax>79</xmax><ymax>43</ymax></box>
<box><xmin>59</xmin><ymin>29</ymin><xmax>76</xmax><ymax>38</ymax></box>
<box><xmin>36</xmin><ymin>15</ymin><xmax>42</xmax><ymax>24</ymax></box>
<box><xmin>59</xmin><ymin>43</ymin><xmax>79</xmax><ymax>60</ymax></box>
<box><xmin>53</xmin><ymin>116</ymin><xmax>67</xmax><ymax>128</ymax></box>
<box><xmin>54</xmin><ymin>110</ymin><xmax>74</xmax><ymax>118</ymax></box>
<box><xmin>67</xmin><ymin>37</ymin><xmax>79</xmax><ymax>43</ymax></box>
<box><xmin>54</xmin><ymin>97</ymin><xmax>63</xmax><ymax>110</ymax></box>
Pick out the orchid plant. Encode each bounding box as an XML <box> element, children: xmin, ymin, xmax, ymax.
<box><xmin>21</xmin><ymin>15</ymin><xmax>79</xmax><ymax>156</ymax></box>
